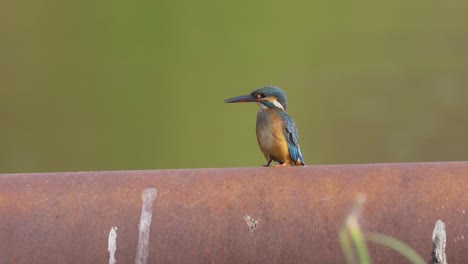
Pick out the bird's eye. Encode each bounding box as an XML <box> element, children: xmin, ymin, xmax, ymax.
<box><xmin>260</xmin><ymin>93</ymin><xmax>267</xmax><ymax>98</ymax></box>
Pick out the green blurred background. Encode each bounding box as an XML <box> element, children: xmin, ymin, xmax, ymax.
<box><xmin>2</xmin><ymin>0</ymin><xmax>468</xmax><ymax>173</ymax></box>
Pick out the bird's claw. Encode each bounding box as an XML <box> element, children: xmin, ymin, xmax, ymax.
<box><xmin>272</xmin><ymin>163</ymin><xmax>290</xmax><ymax>167</ymax></box>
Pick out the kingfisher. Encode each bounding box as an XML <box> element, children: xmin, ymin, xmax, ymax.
<box><xmin>224</xmin><ymin>86</ymin><xmax>305</xmax><ymax>167</ymax></box>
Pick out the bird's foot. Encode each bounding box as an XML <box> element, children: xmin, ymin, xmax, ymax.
<box><xmin>272</xmin><ymin>163</ymin><xmax>290</xmax><ymax>167</ymax></box>
<box><xmin>262</xmin><ymin>159</ymin><xmax>273</xmax><ymax>167</ymax></box>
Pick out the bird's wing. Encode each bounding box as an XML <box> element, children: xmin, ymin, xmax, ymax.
<box><xmin>280</xmin><ymin>111</ymin><xmax>305</xmax><ymax>165</ymax></box>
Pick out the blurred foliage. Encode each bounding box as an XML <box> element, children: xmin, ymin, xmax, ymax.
<box><xmin>1</xmin><ymin>0</ymin><xmax>468</xmax><ymax>172</ymax></box>
<box><xmin>340</xmin><ymin>195</ymin><xmax>426</xmax><ymax>264</ymax></box>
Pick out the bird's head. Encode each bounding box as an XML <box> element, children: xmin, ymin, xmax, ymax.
<box><xmin>224</xmin><ymin>86</ymin><xmax>288</xmax><ymax>110</ymax></box>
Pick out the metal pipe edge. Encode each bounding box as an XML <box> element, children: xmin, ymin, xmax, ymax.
<box><xmin>0</xmin><ymin>162</ymin><xmax>467</xmax><ymax>263</ymax></box>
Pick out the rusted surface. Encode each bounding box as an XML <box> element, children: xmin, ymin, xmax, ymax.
<box><xmin>0</xmin><ymin>162</ymin><xmax>467</xmax><ymax>263</ymax></box>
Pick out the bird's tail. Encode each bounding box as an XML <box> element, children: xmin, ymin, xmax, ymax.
<box><xmin>296</xmin><ymin>146</ymin><xmax>305</xmax><ymax>165</ymax></box>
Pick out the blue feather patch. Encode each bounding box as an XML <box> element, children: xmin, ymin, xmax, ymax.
<box><xmin>280</xmin><ymin>110</ymin><xmax>305</xmax><ymax>165</ymax></box>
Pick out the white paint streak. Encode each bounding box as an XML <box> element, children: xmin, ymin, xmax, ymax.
<box><xmin>108</xmin><ymin>226</ymin><xmax>118</xmax><ymax>264</ymax></box>
<box><xmin>432</xmin><ymin>219</ymin><xmax>447</xmax><ymax>264</ymax></box>
<box><xmin>135</xmin><ymin>188</ymin><xmax>158</xmax><ymax>264</ymax></box>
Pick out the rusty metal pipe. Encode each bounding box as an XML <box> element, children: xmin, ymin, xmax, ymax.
<box><xmin>0</xmin><ymin>162</ymin><xmax>467</xmax><ymax>263</ymax></box>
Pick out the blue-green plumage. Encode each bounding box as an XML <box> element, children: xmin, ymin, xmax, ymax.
<box><xmin>252</xmin><ymin>86</ymin><xmax>288</xmax><ymax>110</ymax></box>
<box><xmin>279</xmin><ymin>110</ymin><xmax>305</xmax><ymax>165</ymax></box>
<box><xmin>225</xmin><ymin>85</ymin><xmax>305</xmax><ymax>166</ymax></box>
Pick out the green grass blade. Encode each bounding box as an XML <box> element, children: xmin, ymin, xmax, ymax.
<box><xmin>366</xmin><ymin>232</ymin><xmax>426</xmax><ymax>264</ymax></box>
<box><xmin>340</xmin><ymin>194</ymin><xmax>371</xmax><ymax>264</ymax></box>
<box><xmin>347</xmin><ymin>217</ymin><xmax>371</xmax><ymax>264</ymax></box>
<box><xmin>339</xmin><ymin>225</ymin><xmax>357</xmax><ymax>264</ymax></box>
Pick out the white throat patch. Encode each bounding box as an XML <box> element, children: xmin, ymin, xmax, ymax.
<box><xmin>257</xmin><ymin>100</ymin><xmax>284</xmax><ymax>110</ymax></box>
<box><xmin>257</xmin><ymin>102</ymin><xmax>268</xmax><ymax>109</ymax></box>
<box><xmin>272</xmin><ymin>100</ymin><xmax>285</xmax><ymax>110</ymax></box>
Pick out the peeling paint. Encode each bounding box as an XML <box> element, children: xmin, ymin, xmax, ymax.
<box><xmin>135</xmin><ymin>188</ymin><xmax>158</xmax><ymax>264</ymax></box>
<box><xmin>432</xmin><ymin>220</ymin><xmax>447</xmax><ymax>264</ymax></box>
<box><xmin>243</xmin><ymin>215</ymin><xmax>259</xmax><ymax>232</ymax></box>
<box><xmin>108</xmin><ymin>226</ymin><xmax>118</xmax><ymax>264</ymax></box>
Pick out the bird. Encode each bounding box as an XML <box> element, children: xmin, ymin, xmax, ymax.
<box><xmin>224</xmin><ymin>86</ymin><xmax>305</xmax><ymax>167</ymax></box>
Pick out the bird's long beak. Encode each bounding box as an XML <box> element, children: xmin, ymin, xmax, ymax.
<box><xmin>224</xmin><ymin>94</ymin><xmax>258</xmax><ymax>103</ymax></box>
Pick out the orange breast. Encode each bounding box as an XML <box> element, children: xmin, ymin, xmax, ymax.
<box><xmin>256</xmin><ymin>109</ymin><xmax>292</xmax><ymax>164</ymax></box>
